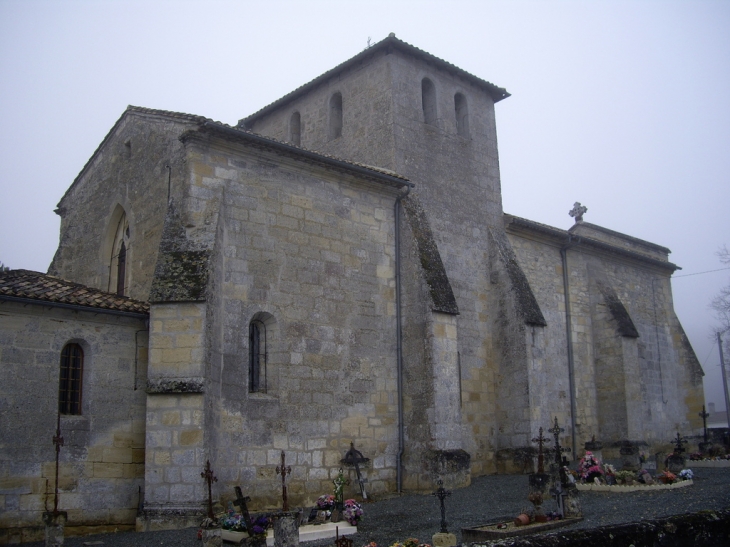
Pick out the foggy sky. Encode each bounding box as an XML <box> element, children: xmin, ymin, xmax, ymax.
<box><xmin>1</xmin><ymin>0</ymin><xmax>729</xmax><ymax>414</ymax></box>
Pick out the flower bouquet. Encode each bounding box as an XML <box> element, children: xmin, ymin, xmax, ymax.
<box><xmin>577</xmin><ymin>451</ymin><xmax>604</xmax><ymax>483</ymax></box>
<box><xmin>316</xmin><ymin>494</ymin><xmax>335</xmax><ymax>518</ymax></box>
<box><xmin>343</xmin><ymin>499</ymin><xmax>363</xmax><ymax>526</ymax></box>
<box><xmin>657</xmin><ymin>470</ymin><xmax>676</xmax><ymax>484</ymax></box>
<box><xmin>678</xmin><ymin>469</ymin><xmax>694</xmax><ymax>481</ymax></box>
<box><xmin>615</xmin><ymin>470</ymin><xmax>635</xmax><ymax>485</ymax></box>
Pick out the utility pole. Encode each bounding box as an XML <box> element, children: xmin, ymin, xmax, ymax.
<box><xmin>719</xmin><ymin>332</ymin><xmax>730</xmax><ymax>430</ymax></box>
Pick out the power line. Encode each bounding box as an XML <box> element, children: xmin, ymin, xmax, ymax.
<box><xmin>674</xmin><ymin>267</ymin><xmax>730</xmax><ymax>279</ymax></box>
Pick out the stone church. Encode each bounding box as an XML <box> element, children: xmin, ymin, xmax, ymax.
<box><xmin>0</xmin><ymin>34</ymin><xmax>705</xmax><ymax>541</ymax></box>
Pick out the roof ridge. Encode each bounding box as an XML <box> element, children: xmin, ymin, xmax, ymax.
<box><xmin>240</xmin><ymin>33</ymin><xmax>509</xmax><ymax>126</ymax></box>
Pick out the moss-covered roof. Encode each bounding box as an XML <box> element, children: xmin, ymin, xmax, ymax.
<box><xmin>0</xmin><ymin>269</ymin><xmax>149</xmax><ymax>315</ymax></box>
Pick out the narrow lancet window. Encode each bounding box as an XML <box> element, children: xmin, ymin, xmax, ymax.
<box><xmin>289</xmin><ymin>112</ymin><xmax>301</xmax><ymax>146</ymax></box>
<box><xmin>455</xmin><ymin>93</ymin><xmax>469</xmax><ymax>137</ymax></box>
<box><xmin>116</xmin><ymin>241</ymin><xmax>126</xmax><ymax>296</ymax></box>
<box><xmin>329</xmin><ymin>92</ymin><xmax>343</xmax><ymax>140</ymax></box>
<box><xmin>249</xmin><ymin>320</ymin><xmax>266</xmax><ymax>392</ymax></box>
<box><xmin>422</xmin><ymin>78</ymin><xmax>437</xmax><ymax>125</ymax></box>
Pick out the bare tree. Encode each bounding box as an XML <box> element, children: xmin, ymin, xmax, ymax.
<box><xmin>711</xmin><ymin>245</ymin><xmax>730</xmax><ymax>333</ymax></box>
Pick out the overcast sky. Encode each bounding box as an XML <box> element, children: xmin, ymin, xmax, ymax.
<box><xmin>1</xmin><ymin>0</ymin><xmax>729</xmax><ymax>414</ymax></box>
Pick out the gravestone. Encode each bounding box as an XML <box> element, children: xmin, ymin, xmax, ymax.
<box><xmin>273</xmin><ymin>511</ymin><xmax>298</xmax><ymax>547</ymax></box>
<box><xmin>618</xmin><ymin>441</ymin><xmax>641</xmax><ymax>471</ymax></box>
<box><xmin>43</xmin><ymin>511</ymin><xmax>67</xmax><ymax>547</ymax></box>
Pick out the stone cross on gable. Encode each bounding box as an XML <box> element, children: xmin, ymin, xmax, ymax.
<box><xmin>569</xmin><ymin>202</ymin><xmax>588</xmax><ymax>223</ymax></box>
<box><xmin>276</xmin><ymin>450</ymin><xmax>292</xmax><ymax>511</ymax></box>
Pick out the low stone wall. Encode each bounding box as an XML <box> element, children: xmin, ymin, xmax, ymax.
<box><xmin>469</xmin><ymin>509</ymin><xmax>730</xmax><ymax>547</ymax></box>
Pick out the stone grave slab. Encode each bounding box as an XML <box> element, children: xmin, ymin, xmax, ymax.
<box><xmin>462</xmin><ymin>516</ymin><xmax>582</xmax><ymax>541</ymax></box>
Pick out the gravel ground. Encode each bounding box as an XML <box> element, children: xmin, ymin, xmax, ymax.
<box><xmin>25</xmin><ymin>468</ymin><xmax>730</xmax><ymax>547</ymax></box>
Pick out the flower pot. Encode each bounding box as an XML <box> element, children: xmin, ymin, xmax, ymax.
<box><xmin>513</xmin><ymin>513</ymin><xmax>530</xmax><ymax>526</ymax></box>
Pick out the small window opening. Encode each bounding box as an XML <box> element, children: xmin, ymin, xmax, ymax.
<box><xmin>328</xmin><ymin>92</ymin><xmax>343</xmax><ymax>140</ymax></box>
<box><xmin>116</xmin><ymin>241</ymin><xmax>127</xmax><ymax>296</ymax></box>
<box><xmin>108</xmin><ymin>207</ymin><xmax>130</xmax><ymax>296</ymax></box>
<box><xmin>59</xmin><ymin>343</ymin><xmax>83</xmax><ymax>415</ymax></box>
<box><xmin>422</xmin><ymin>78</ymin><xmax>437</xmax><ymax>125</ymax></box>
<box><xmin>249</xmin><ymin>320</ymin><xmax>267</xmax><ymax>392</ymax></box>
<box><xmin>455</xmin><ymin>93</ymin><xmax>469</xmax><ymax>137</ymax></box>
<box><xmin>290</xmin><ymin>112</ymin><xmax>301</xmax><ymax>146</ymax></box>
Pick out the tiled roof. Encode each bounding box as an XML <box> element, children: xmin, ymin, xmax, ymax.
<box><xmin>0</xmin><ymin>269</ymin><xmax>149</xmax><ymax>315</ymax></box>
<box><xmin>59</xmin><ymin>106</ymin><xmax>410</xmax><ymax>210</ymax></box>
<box><xmin>503</xmin><ymin>214</ymin><xmax>680</xmax><ymax>272</ymax></box>
<box><xmin>192</xmin><ymin>121</ymin><xmax>412</xmax><ymax>186</ymax></box>
<box><xmin>241</xmin><ymin>33</ymin><xmax>510</xmax><ymax>126</ymax></box>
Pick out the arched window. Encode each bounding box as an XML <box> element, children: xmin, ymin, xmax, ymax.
<box><xmin>328</xmin><ymin>92</ymin><xmax>343</xmax><ymax>140</ymax></box>
<box><xmin>289</xmin><ymin>111</ymin><xmax>301</xmax><ymax>146</ymax></box>
<box><xmin>249</xmin><ymin>319</ymin><xmax>266</xmax><ymax>393</ymax></box>
<box><xmin>116</xmin><ymin>241</ymin><xmax>127</xmax><ymax>296</ymax></box>
<box><xmin>454</xmin><ymin>93</ymin><xmax>469</xmax><ymax>137</ymax></box>
<box><xmin>59</xmin><ymin>343</ymin><xmax>83</xmax><ymax>415</ymax></box>
<box><xmin>108</xmin><ymin>207</ymin><xmax>130</xmax><ymax>296</ymax></box>
<box><xmin>422</xmin><ymin>78</ymin><xmax>437</xmax><ymax>125</ymax></box>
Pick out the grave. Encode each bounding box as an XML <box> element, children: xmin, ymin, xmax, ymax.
<box><xmin>462</xmin><ymin>516</ymin><xmax>582</xmax><ymax>542</ymax></box>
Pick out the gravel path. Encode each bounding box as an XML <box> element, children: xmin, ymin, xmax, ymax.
<box><xmin>26</xmin><ymin>468</ymin><xmax>730</xmax><ymax>547</ymax></box>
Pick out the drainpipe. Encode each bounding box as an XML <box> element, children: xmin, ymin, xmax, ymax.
<box><xmin>560</xmin><ymin>236</ymin><xmax>580</xmax><ymax>458</ymax></box>
<box><xmin>394</xmin><ymin>185</ymin><xmax>411</xmax><ymax>492</ymax></box>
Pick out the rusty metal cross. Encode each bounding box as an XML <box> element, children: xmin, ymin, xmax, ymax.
<box><xmin>671</xmin><ymin>432</ymin><xmax>688</xmax><ymax>455</ymax></box>
<box><xmin>52</xmin><ymin>413</ymin><xmax>64</xmax><ymax>515</ymax></box>
<box><xmin>531</xmin><ymin>427</ymin><xmax>551</xmax><ymax>474</ymax></box>
<box><xmin>200</xmin><ymin>460</ymin><xmax>218</xmax><ymax>519</ymax></box>
<box><xmin>431</xmin><ymin>479</ymin><xmax>451</xmax><ymax>533</ymax></box>
<box><xmin>276</xmin><ymin>451</ymin><xmax>292</xmax><ymax>511</ymax></box>
<box><xmin>233</xmin><ymin>486</ymin><xmax>253</xmax><ymax>532</ymax></box>
<box><xmin>548</xmin><ymin>417</ymin><xmax>566</xmax><ymax>466</ymax></box>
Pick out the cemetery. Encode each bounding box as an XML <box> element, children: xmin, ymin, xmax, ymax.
<box><xmin>17</xmin><ymin>414</ymin><xmax>730</xmax><ymax>547</ymax></box>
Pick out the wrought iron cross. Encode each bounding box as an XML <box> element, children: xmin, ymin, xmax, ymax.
<box><xmin>699</xmin><ymin>406</ymin><xmax>710</xmax><ymax>443</ymax></box>
<box><xmin>569</xmin><ymin>202</ymin><xmax>587</xmax><ymax>223</ymax></box>
<box><xmin>233</xmin><ymin>486</ymin><xmax>253</xmax><ymax>532</ymax></box>
<box><xmin>671</xmin><ymin>432</ymin><xmax>688</xmax><ymax>455</ymax></box>
<box><xmin>549</xmin><ymin>417</ymin><xmax>568</xmax><ymax>466</ymax></box>
<box><xmin>431</xmin><ymin>479</ymin><xmax>451</xmax><ymax>533</ymax></box>
<box><xmin>531</xmin><ymin>427</ymin><xmax>551</xmax><ymax>474</ymax></box>
<box><xmin>52</xmin><ymin>413</ymin><xmax>64</xmax><ymax>515</ymax></box>
<box><xmin>276</xmin><ymin>451</ymin><xmax>292</xmax><ymax>511</ymax></box>
<box><xmin>200</xmin><ymin>460</ymin><xmax>218</xmax><ymax>519</ymax></box>
<box><xmin>341</xmin><ymin>442</ymin><xmax>369</xmax><ymax>500</ymax></box>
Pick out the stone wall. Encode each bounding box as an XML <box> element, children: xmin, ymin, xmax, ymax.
<box><xmin>49</xmin><ymin>109</ymin><xmax>201</xmax><ymax>302</ymax></box>
<box><xmin>246</xmin><ymin>43</ymin><xmax>508</xmax><ymax>481</ymax></box>
<box><xmin>0</xmin><ymin>301</ymin><xmax>147</xmax><ymax>543</ymax></box>
<box><xmin>506</xmin><ymin>219</ymin><xmax>705</xmax><ymax>456</ymax></box>
<box><xmin>178</xmin><ymin>135</ymin><xmax>407</xmax><ymax>508</ymax></box>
